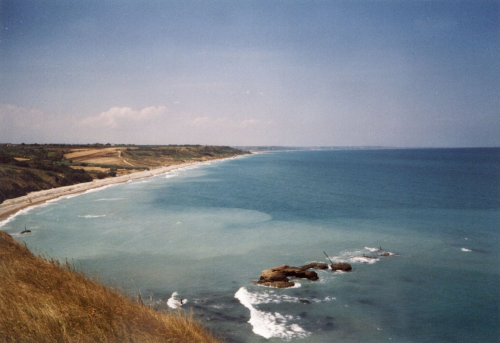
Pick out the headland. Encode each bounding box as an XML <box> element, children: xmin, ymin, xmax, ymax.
<box><xmin>0</xmin><ymin>144</ymin><xmax>249</xmax><ymax>223</ymax></box>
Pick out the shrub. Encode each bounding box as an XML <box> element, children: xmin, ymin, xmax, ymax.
<box><xmin>58</xmin><ymin>171</ymin><xmax>93</xmax><ymax>186</ymax></box>
<box><xmin>96</xmin><ymin>172</ymin><xmax>107</xmax><ymax>179</ymax></box>
<box><xmin>0</xmin><ymin>150</ymin><xmax>14</xmax><ymax>164</ymax></box>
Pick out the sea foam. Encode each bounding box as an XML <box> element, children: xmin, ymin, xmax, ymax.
<box><xmin>350</xmin><ymin>256</ymin><xmax>380</xmax><ymax>264</ymax></box>
<box><xmin>235</xmin><ymin>287</ymin><xmax>310</xmax><ymax>340</ymax></box>
<box><xmin>167</xmin><ymin>292</ymin><xmax>187</xmax><ymax>309</ymax></box>
<box><xmin>95</xmin><ymin>198</ymin><xmax>123</xmax><ymax>202</ymax></box>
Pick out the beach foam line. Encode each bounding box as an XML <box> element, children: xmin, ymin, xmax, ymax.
<box><xmin>0</xmin><ymin>197</ymin><xmax>63</xmax><ymax>229</ymax></box>
<box><xmin>82</xmin><ymin>184</ymin><xmax>118</xmax><ymax>194</ymax></box>
<box><xmin>234</xmin><ymin>287</ymin><xmax>310</xmax><ymax>340</ymax></box>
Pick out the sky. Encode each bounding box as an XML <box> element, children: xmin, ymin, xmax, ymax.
<box><xmin>0</xmin><ymin>0</ymin><xmax>498</xmax><ymax>147</ymax></box>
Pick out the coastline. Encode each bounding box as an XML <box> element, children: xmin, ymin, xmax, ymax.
<box><xmin>0</xmin><ymin>156</ymin><xmax>241</xmax><ymax>225</ymax></box>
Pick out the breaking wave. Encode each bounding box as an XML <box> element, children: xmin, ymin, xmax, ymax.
<box><xmin>167</xmin><ymin>292</ymin><xmax>187</xmax><ymax>309</ymax></box>
<box><xmin>235</xmin><ymin>287</ymin><xmax>310</xmax><ymax>340</ymax></box>
<box><xmin>78</xmin><ymin>214</ymin><xmax>106</xmax><ymax>218</ymax></box>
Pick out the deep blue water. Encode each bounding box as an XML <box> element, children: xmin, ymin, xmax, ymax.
<box><xmin>2</xmin><ymin>148</ymin><xmax>499</xmax><ymax>342</ymax></box>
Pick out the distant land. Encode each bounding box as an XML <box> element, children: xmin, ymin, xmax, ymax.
<box><xmin>236</xmin><ymin>146</ymin><xmax>389</xmax><ymax>152</ymax></box>
<box><xmin>0</xmin><ymin>143</ymin><xmax>249</xmax><ymax>204</ymax></box>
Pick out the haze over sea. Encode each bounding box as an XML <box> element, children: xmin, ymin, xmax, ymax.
<box><xmin>2</xmin><ymin>149</ymin><xmax>499</xmax><ymax>342</ymax></box>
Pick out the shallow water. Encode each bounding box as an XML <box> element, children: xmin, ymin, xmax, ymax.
<box><xmin>2</xmin><ymin>149</ymin><xmax>499</xmax><ymax>342</ymax></box>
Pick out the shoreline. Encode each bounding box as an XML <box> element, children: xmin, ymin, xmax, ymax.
<box><xmin>0</xmin><ymin>156</ymin><xmax>241</xmax><ymax>225</ymax></box>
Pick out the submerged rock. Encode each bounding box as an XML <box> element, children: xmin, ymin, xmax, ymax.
<box><xmin>330</xmin><ymin>262</ymin><xmax>352</xmax><ymax>272</ymax></box>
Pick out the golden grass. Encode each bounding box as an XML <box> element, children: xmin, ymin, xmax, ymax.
<box><xmin>64</xmin><ymin>148</ymin><xmax>127</xmax><ymax>166</ymax></box>
<box><xmin>0</xmin><ymin>231</ymin><xmax>223</xmax><ymax>343</ymax></box>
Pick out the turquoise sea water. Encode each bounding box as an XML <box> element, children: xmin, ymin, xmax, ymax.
<box><xmin>1</xmin><ymin>149</ymin><xmax>499</xmax><ymax>342</ymax></box>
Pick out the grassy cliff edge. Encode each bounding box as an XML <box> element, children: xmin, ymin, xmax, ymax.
<box><xmin>0</xmin><ymin>231</ymin><xmax>223</xmax><ymax>343</ymax></box>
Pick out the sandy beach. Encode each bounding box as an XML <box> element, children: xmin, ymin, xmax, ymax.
<box><xmin>0</xmin><ymin>160</ymin><xmax>213</xmax><ymax>223</ymax></box>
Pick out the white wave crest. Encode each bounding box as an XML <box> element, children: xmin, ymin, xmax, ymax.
<box><xmin>311</xmin><ymin>296</ymin><xmax>337</xmax><ymax>303</ymax></box>
<box><xmin>167</xmin><ymin>292</ymin><xmax>187</xmax><ymax>309</ymax></box>
<box><xmin>82</xmin><ymin>184</ymin><xmax>117</xmax><ymax>194</ymax></box>
<box><xmin>78</xmin><ymin>214</ymin><xmax>106</xmax><ymax>218</ymax></box>
<box><xmin>95</xmin><ymin>198</ymin><xmax>123</xmax><ymax>202</ymax></box>
<box><xmin>350</xmin><ymin>256</ymin><xmax>379</xmax><ymax>264</ymax></box>
<box><xmin>46</xmin><ymin>193</ymin><xmax>79</xmax><ymax>203</ymax></box>
<box><xmin>330</xmin><ymin>248</ymin><xmax>386</xmax><ymax>265</ymax></box>
<box><xmin>235</xmin><ymin>287</ymin><xmax>310</xmax><ymax>340</ymax></box>
<box><xmin>461</xmin><ymin>248</ymin><xmax>472</xmax><ymax>252</ymax></box>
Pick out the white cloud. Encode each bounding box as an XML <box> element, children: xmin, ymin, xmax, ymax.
<box><xmin>80</xmin><ymin>106</ymin><xmax>168</xmax><ymax>128</ymax></box>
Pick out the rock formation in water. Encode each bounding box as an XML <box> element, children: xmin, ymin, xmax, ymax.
<box><xmin>301</xmin><ymin>262</ymin><xmax>329</xmax><ymax>270</ymax></box>
<box><xmin>330</xmin><ymin>262</ymin><xmax>352</xmax><ymax>272</ymax></box>
<box><xmin>256</xmin><ymin>264</ymin><xmax>321</xmax><ymax>288</ymax></box>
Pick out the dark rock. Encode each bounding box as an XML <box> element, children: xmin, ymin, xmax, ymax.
<box><xmin>301</xmin><ymin>262</ymin><xmax>329</xmax><ymax>270</ymax></box>
<box><xmin>323</xmin><ymin>322</ymin><xmax>335</xmax><ymax>331</ymax></box>
<box><xmin>330</xmin><ymin>262</ymin><xmax>352</xmax><ymax>272</ymax></box>
<box><xmin>256</xmin><ymin>264</ymin><xmax>320</xmax><ymax>288</ymax></box>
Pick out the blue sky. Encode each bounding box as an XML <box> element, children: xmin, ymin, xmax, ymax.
<box><xmin>0</xmin><ymin>0</ymin><xmax>498</xmax><ymax>147</ymax></box>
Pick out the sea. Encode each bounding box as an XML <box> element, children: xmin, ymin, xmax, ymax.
<box><xmin>1</xmin><ymin>148</ymin><xmax>499</xmax><ymax>343</ymax></box>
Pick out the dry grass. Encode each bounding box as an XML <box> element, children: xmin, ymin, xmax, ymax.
<box><xmin>64</xmin><ymin>148</ymin><xmax>127</xmax><ymax>166</ymax></box>
<box><xmin>0</xmin><ymin>231</ymin><xmax>223</xmax><ymax>343</ymax></box>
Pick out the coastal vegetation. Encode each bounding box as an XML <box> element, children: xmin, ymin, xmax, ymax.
<box><xmin>0</xmin><ymin>230</ymin><xmax>223</xmax><ymax>343</ymax></box>
<box><xmin>0</xmin><ymin>144</ymin><xmax>248</xmax><ymax>203</ymax></box>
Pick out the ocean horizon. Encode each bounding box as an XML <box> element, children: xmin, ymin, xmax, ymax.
<box><xmin>2</xmin><ymin>148</ymin><xmax>499</xmax><ymax>342</ymax></box>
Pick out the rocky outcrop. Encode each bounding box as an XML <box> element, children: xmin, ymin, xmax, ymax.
<box><xmin>330</xmin><ymin>262</ymin><xmax>352</xmax><ymax>272</ymax></box>
<box><xmin>257</xmin><ymin>264</ymin><xmax>320</xmax><ymax>288</ymax></box>
<box><xmin>301</xmin><ymin>262</ymin><xmax>329</xmax><ymax>270</ymax></box>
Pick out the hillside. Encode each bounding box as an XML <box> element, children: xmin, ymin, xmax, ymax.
<box><xmin>0</xmin><ymin>144</ymin><xmax>249</xmax><ymax>203</ymax></box>
<box><xmin>0</xmin><ymin>230</ymin><xmax>223</xmax><ymax>343</ymax></box>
